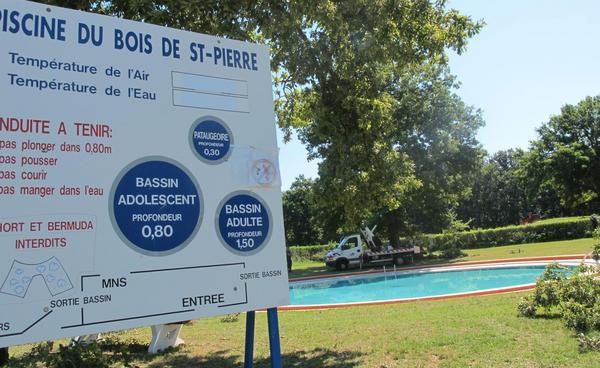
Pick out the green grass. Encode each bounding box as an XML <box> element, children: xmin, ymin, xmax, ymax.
<box><xmin>8</xmin><ymin>293</ymin><xmax>599</xmax><ymax>367</ymax></box>
<box><xmin>458</xmin><ymin>237</ymin><xmax>594</xmax><ymax>262</ymax></box>
<box><xmin>5</xmin><ymin>237</ymin><xmax>599</xmax><ymax>367</ymax></box>
<box><xmin>288</xmin><ymin>238</ymin><xmax>596</xmax><ymax>279</ymax></box>
<box><xmin>534</xmin><ymin>215</ymin><xmax>589</xmax><ymax>225</ymax></box>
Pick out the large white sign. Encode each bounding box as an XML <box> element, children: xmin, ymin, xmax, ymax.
<box><xmin>0</xmin><ymin>0</ymin><xmax>289</xmax><ymax>347</ymax></box>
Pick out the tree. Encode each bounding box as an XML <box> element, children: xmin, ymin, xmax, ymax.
<box><xmin>315</xmin><ymin>67</ymin><xmax>485</xmax><ymax>242</ymax></box>
<box><xmin>519</xmin><ymin>96</ymin><xmax>600</xmax><ymax>215</ymax></box>
<box><xmin>37</xmin><ymin>0</ymin><xmax>260</xmax><ymax>40</ymax></box>
<box><xmin>268</xmin><ymin>1</ymin><xmax>483</xmax><ymax>231</ymax></box>
<box><xmin>282</xmin><ymin>176</ymin><xmax>322</xmax><ymax>246</ymax></box>
<box><xmin>379</xmin><ymin>67</ymin><xmax>485</xmax><ymax>240</ymax></box>
<box><xmin>458</xmin><ymin>149</ymin><xmax>531</xmax><ymax>228</ymax></box>
<box><xmin>41</xmin><ymin>0</ymin><xmax>483</xmax><ymax>233</ymax></box>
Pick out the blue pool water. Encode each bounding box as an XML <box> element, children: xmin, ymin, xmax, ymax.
<box><xmin>289</xmin><ymin>265</ymin><xmax>556</xmax><ymax>306</ymax></box>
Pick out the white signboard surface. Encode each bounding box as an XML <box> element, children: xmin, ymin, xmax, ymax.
<box><xmin>0</xmin><ymin>0</ymin><xmax>289</xmax><ymax>347</ymax></box>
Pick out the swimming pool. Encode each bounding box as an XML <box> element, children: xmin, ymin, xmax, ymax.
<box><xmin>288</xmin><ymin>262</ymin><xmax>577</xmax><ymax>308</ymax></box>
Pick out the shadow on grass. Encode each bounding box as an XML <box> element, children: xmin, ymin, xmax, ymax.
<box><xmin>146</xmin><ymin>347</ymin><xmax>365</xmax><ymax>368</ymax></box>
<box><xmin>8</xmin><ymin>339</ymin><xmax>364</xmax><ymax>368</ymax></box>
<box><xmin>531</xmin><ymin>312</ymin><xmax>563</xmax><ymax>320</ymax></box>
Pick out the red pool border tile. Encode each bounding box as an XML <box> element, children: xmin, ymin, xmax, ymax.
<box><xmin>281</xmin><ymin>254</ymin><xmax>587</xmax><ymax>311</ymax></box>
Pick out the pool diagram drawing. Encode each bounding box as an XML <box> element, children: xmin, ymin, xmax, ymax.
<box><xmin>1</xmin><ymin>257</ymin><xmax>74</xmax><ymax>298</ymax></box>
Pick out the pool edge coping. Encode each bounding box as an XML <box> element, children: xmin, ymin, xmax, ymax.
<box><xmin>281</xmin><ymin>254</ymin><xmax>590</xmax><ymax>311</ymax></box>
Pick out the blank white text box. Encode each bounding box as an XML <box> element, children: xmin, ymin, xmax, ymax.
<box><xmin>172</xmin><ymin>72</ymin><xmax>249</xmax><ymax>112</ymax></box>
<box><xmin>172</xmin><ymin>72</ymin><xmax>248</xmax><ymax>96</ymax></box>
<box><xmin>173</xmin><ymin>89</ymin><xmax>250</xmax><ymax>113</ymax></box>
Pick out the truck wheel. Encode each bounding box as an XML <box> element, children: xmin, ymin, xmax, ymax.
<box><xmin>336</xmin><ymin>259</ymin><xmax>349</xmax><ymax>271</ymax></box>
<box><xmin>393</xmin><ymin>256</ymin><xmax>405</xmax><ymax>266</ymax></box>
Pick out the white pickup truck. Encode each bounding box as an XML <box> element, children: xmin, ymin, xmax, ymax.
<box><xmin>325</xmin><ymin>226</ymin><xmax>420</xmax><ymax>270</ymax></box>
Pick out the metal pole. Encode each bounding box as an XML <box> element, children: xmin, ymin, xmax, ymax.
<box><xmin>0</xmin><ymin>347</ymin><xmax>8</xmax><ymax>366</ymax></box>
<box><xmin>267</xmin><ymin>308</ymin><xmax>283</xmax><ymax>368</ymax></box>
<box><xmin>244</xmin><ymin>311</ymin><xmax>256</xmax><ymax>368</ymax></box>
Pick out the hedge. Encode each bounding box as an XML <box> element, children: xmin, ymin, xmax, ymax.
<box><xmin>289</xmin><ymin>217</ymin><xmax>595</xmax><ymax>262</ymax></box>
<box><xmin>289</xmin><ymin>244</ymin><xmax>333</xmax><ymax>262</ymax></box>
<box><xmin>401</xmin><ymin>217</ymin><xmax>594</xmax><ymax>252</ymax></box>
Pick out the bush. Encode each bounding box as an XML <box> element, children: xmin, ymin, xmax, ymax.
<box><xmin>578</xmin><ymin>333</ymin><xmax>600</xmax><ymax>351</ymax></box>
<box><xmin>563</xmin><ymin>301</ymin><xmax>594</xmax><ymax>332</ymax></box>
<box><xmin>45</xmin><ymin>341</ymin><xmax>117</xmax><ymax>368</ymax></box>
<box><xmin>401</xmin><ymin>216</ymin><xmax>592</xmax><ymax>255</ymax></box>
<box><xmin>220</xmin><ymin>313</ymin><xmax>240</xmax><ymax>323</ymax></box>
<box><xmin>289</xmin><ymin>244</ymin><xmax>333</xmax><ymax>262</ymax></box>
<box><xmin>517</xmin><ymin>296</ymin><xmax>537</xmax><ymax>318</ymax></box>
<box><xmin>592</xmin><ymin>227</ymin><xmax>600</xmax><ymax>261</ymax></box>
<box><xmin>516</xmin><ymin>263</ymin><xmax>567</xmax><ymax>318</ymax></box>
<box><xmin>10</xmin><ymin>337</ymin><xmax>135</xmax><ymax>368</ymax></box>
<box><xmin>518</xmin><ymin>262</ymin><xmax>600</xmax><ymax>350</ymax></box>
<box><xmin>440</xmin><ymin>244</ymin><xmax>465</xmax><ymax>259</ymax></box>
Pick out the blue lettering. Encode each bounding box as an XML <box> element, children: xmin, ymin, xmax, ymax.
<box><xmin>9</xmin><ymin>10</ymin><xmax>19</xmax><ymax>34</ymax></box>
<box><xmin>242</xmin><ymin>52</ymin><xmax>250</xmax><ymax>69</ymax></box>
<box><xmin>114</xmin><ymin>29</ymin><xmax>124</xmax><ymax>49</ymax></box>
<box><xmin>190</xmin><ymin>42</ymin><xmax>205</xmax><ymax>62</ymax></box>
<box><xmin>212</xmin><ymin>47</ymin><xmax>258</xmax><ymax>71</ymax></box>
<box><xmin>161</xmin><ymin>37</ymin><xmax>180</xmax><ymax>58</ymax></box>
<box><xmin>0</xmin><ymin>10</ymin><xmax>66</xmax><ymax>41</ymax></box>
<box><xmin>78</xmin><ymin>23</ymin><xmax>103</xmax><ymax>46</ymax></box>
<box><xmin>226</xmin><ymin>48</ymin><xmax>233</xmax><ymax>67</ymax></box>
<box><xmin>251</xmin><ymin>53</ymin><xmax>258</xmax><ymax>71</ymax></box>
<box><xmin>214</xmin><ymin>46</ymin><xmax>223</xmax><ymax>65</ymax></box>
<box><xmin>233</xmin><ymin>50</ymin><xmax>242</xmax><ymax>69</ymax></box>
<box><xmin>143</xmin><ymin>34</ymin><xmax>153</xmax><ymax>54</ymax></box>
<box><xmin>21</xmin><ymin>13</ymin><xmax>33</xmax><ymax>36</ymax></box>
<box><xmin>114</xmin><ymin>29</ymin><xmax>152</xmax><ymax>54</ymax></box>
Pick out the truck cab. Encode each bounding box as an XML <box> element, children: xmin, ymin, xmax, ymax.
<box><xmin>325</xmin><ymin>234</ymin><xmax>364</xmax><ymax>270</ymax></box>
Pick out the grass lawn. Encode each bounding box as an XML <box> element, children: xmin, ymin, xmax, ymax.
<box><xmin>288</xmin><ymin>238</ymin><xmax>596</xmax><ymax>279</ymax></box>
<box><xmin>8</xmin><ymin>293</ymin><xmax>599</xmax><ymax>367</ymax></box>
<box><xmin>458</xmin><ymin>237</ymin><xmax>594</xmax><ymax>262</ymax></box>
<box><xmin>533</xmin><ymin>216</ymin><xmax>589</xmax><ymax>225</ymax></box>
<box><xmin>5</xmin><ymin>237</ymin><xmax>599</xmax><ymax>367</ymax></box>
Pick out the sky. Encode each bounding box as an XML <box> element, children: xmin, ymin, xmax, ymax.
<box><xmin>277</xmin><ymin>0</ymin><xmax>600</xmax><ymax>190</ymax></box>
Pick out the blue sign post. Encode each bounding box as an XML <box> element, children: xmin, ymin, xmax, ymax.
<box><xmin>267</xmin><ymin>308</ymin><xmax>283</xmax><ymax>367</ymax></box>
<box><xmin>244</xmin><ymin>308</ymin><xmax>282</xmax><ymax>368</ymax></box>
<box><xmin>0</xmin><ymin>347</ymin><xmax>8</xmax><ymax>366</ymax></box>
<box><xmin>244</xmin><ymin>311</ymin><xmax>255</xmax><ymax>368</ymax></box>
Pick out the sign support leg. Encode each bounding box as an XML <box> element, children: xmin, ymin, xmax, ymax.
<box><xmin>267</xmin><ymin>308</ymin><xmax>282</xmax><ymax>368</ymax></box>
<box><xmin>244</xmin><ymin>311</ymin><xmax>256</xmax><ymax>368</ymax></box>
<box><xmin>0</xmin><ymin>347</ymin><xmax>8</xmax><ymax>366</ymax></box>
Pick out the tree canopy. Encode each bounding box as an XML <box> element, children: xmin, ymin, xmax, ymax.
<box><xmin>519</xmin><ymin>96</ymin><xmax>600</xmax><ymax>214</ymax></box>
<box><xmin>35</xmin><ymin>0</ymin><xmax>500</xmax><ymax>241</ymax></box>
<box><xmin>380</xmin><ymin>67</ymin><xmax>485</xmax><ymax>239</ymax></box>
<box><xmin>282</xmin><ymin>176</ymin><xmax>322</xmax><ymax>246</ymax></box>
<box><xmin>37</xmin><ymin>1</ymin><xmax>599</xmax><ymax>240</ymax></box>
<box><xmin>266</xmin><ymin>1</ymin><xmax>483</xmax><ymax>230</ymax></box>
<box><xmin>41</xmin><ymin>0</ymin><xmax>483</xmax><ymax>234</ymax></box>
<box><xmin>458</xmin><ymin>149</ymin><xmax>530</xmax><ymax>229</ymax></box>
